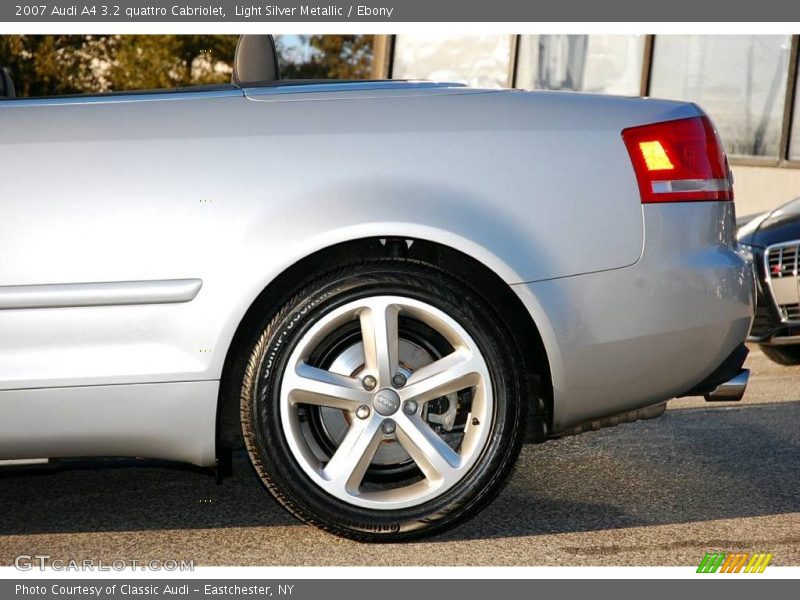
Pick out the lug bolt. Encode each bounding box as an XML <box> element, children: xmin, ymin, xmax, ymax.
<box><xmin>381</xmin><ymin>419</ymin><xmax>397</xmax><ymax>435</ymax></box>
<box><xmin>356</xmin><ymin>405</ymin><xmax>371</xmax><ymax>420</ymax></box>
<box><xmin>472</xmin><ymin>417</ymin><xmax>480</xmax><ymax>426</ymax></box>
<box><xmin>403</xmin><ymin>400</ymin><xmax>418</xmax><ymax>415</ymax></box>
<box><xmin>392</xmin><ymin>372</ymin><xmax>407</xmax><ymax>388</ymax></box>
<box><xmin>362</xmin><ymin>375</ymin><xmax>377</xmax><ymax>391</ymax></box>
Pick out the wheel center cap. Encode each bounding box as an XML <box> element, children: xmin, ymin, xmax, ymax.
<box><xmin>372</xmin><ymin>388</ymin><xmax>401</xmax><ymax>416</ymax></box>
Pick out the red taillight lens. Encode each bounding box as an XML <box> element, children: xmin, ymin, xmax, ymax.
<box><xmin>622</xmin><ymin>116</ymin><xmax>733</xmax><ymax>203</ymax></box>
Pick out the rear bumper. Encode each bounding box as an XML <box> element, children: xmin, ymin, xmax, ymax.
<box><xmin>512</xmin><ymin>201</ymin><xmax>754</xmax><ymax>434</ymax></box>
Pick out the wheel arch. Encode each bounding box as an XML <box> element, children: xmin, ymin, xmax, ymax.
<box><xmin>216</xmin><ymin>236</ymin><xmax>554</xmax><ymax>457</ymax></box>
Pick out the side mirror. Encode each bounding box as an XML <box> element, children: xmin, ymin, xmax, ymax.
<box><xmin>0</xmin><ymin>67</ymin><xmax>16</xmax><ymax>98</ymax></box>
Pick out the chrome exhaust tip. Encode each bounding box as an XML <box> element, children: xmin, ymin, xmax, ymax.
<box><xmin>704</xmin><ymin>368</ymin><xmax>749</xmax><ymax>402</ymax></box>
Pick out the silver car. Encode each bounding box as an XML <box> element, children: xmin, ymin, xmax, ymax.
<box><xmin>0</xmin><ymin>35</ymin><xmax>753</xmax><ymax>541</ymax></box>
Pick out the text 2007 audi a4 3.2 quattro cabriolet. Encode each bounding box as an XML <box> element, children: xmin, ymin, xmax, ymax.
<box><xmin>0</xmin><ymin>35</ymin><xmax>754</xmax><ymax>541</ymax></box>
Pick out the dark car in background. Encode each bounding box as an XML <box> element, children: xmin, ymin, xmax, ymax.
<box><xmin>738</xmin><ymin>197</ymin><xmax>800</xmax><ymax>365</ymax></box>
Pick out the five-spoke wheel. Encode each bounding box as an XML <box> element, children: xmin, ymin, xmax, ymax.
<box><xmin>240</xmin><ymin>261</ymin><xmax>528</xmax><ymax>541</ymax></box>
<box><xmin>280</xmin><ymin>295</ymin><xmax>493</xmax><ymax>509</ymax></box>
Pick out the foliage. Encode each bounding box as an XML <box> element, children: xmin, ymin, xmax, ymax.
<box><xmin>105</xmin><ymin>35</ymin><xmax>239</xmax><ymax>90</ymax></box>
<box><xmin>0</xmin><ymin>35</ymin><xmax>106</xmax><ymax>96</ymax></box>
<box><xmin>0</xmin><ymin>34</ymin><xmax>375</xmax><ymax>97</ymax></box>
<box><xmin>0</xmin><ymin>35</ymin><xmax>239</xmax><ymax>96</ymax></box>
<box><xmin>278</xmin><ymin>35</ymin><xmax>375</xmax><ymax>80</ymax></box>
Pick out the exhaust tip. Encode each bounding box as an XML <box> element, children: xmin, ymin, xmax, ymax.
<box><xmin>704</xmin><ymin>368</ymin><xmax>749</xmax><ymax>402</ymax></box>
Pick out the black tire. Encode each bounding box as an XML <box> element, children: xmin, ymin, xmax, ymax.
<box><xmin>239</xmin><ymin>259</ymin><xmax>529</xmax><ymax>542</ymax></box>
<box><xmin>759</xmin><ymin>344</ymin><xmax>800</xmax><ymax>366</ymax></box>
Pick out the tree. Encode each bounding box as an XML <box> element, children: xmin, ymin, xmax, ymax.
<box><xmin>278</xmin><ymin>35</ymin><xmax>375</xmax><ymax>80</ymax></box>
<box><xmin>104</xmin><ymin>35</ymin><xmax>238</xmax><ymax>90</ymax></box>
<box><xmin>0</xmin><ymin>35</ymin><xmax>238</xmax><ymax>96</ymax></box>
<box><xmin>0</xmin><ymin>35</ymin><xmax>110</xmax><ymax>97</ymax></box>
<box><xmin>0</xmin><ymin>34</ymin><xmax>374</xmax><ymax>97</ymax></box>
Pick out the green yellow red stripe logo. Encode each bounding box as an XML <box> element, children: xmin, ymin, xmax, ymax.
<box><xmin>697</xmin><ymin>552</ymin><xmax>772</xmax><ymax>573</ymax></box>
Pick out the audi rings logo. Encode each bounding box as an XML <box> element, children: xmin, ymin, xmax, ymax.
<box><xmin>373</xmin><ymin>389</ymin><xmax>400</xmax><ymax>415</ymax></box>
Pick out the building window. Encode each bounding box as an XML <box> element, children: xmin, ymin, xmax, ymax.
<box><xmin>649</xmin><ymin>35</ymin><xmax>792</xmax><ymax>160</ymax></box>
<box><xmin>515</xmin><ymin>35</ymin><xmax>644</xmax><ymax>96</ymax></box>
<box><xmin>392</xmin><ymin>35</ymin><xmax>513</xmax><ymax>88</ymax></box>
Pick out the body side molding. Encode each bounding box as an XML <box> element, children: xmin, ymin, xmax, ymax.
<box><xmin>0</xmin><ymin>278</ymin><xmax>202</xmax><ymax>310</ymax></box>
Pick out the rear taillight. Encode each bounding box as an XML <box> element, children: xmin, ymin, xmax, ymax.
<box><xmin>622</xmin><ymin>116</ymin><xmax>733</xmax><ymax>203</ymax></box>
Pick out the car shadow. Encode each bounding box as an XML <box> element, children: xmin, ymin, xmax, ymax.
<box><xmin>0</xmin><ymin>400</ymin><xmax>798</xmax><ymax>542</ymax></box>
<box><xmin>0</xmin><ymin>454</ymin><xmax>297</xmax><ymax>535</ymax></box>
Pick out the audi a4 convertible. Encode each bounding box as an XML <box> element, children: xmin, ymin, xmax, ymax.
<box><xmin>0</xmin><ymin>35</ymin><xmax>754</xmax><ymax>541</ymax></box>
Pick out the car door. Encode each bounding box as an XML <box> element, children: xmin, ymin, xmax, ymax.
<box><xmin>0</xmin><ymin>90</ymin><xmax>243</xmax><ymax>391</ymax></box>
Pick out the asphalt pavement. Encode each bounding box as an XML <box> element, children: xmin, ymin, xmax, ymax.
<box><xmin>1</xmin><ymin>347</ymin><xmax>798</xmax><ymax>566</ymax></box>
